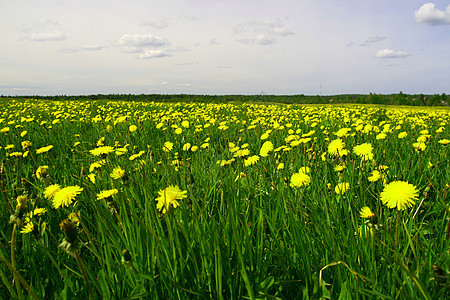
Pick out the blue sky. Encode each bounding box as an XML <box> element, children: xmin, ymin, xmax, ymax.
<box><xmin>1</xmin><ymin>0</ymin><xmax>449</xmax><ymax>95</ymax></box>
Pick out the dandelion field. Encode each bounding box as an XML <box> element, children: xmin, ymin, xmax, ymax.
<box><xmin>0</xmin><ymin>98</ymin><xmax>449</xmax><ymax>299</ymax></box>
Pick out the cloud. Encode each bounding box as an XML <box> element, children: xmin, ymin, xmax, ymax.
<box><xmin>375</xmin><ymin>49</ymin><xmax>409</xmax><ymax>58</ymax></box>
<box><xmin>139</xmin><ymin>50</ymin><xmax>170</xmax><ymax>59</ymax></box>
<box><xmin>179</xmin><ymin>14</ymin><xmax>200</xmax><ymax>22</ymax></box>
<box><xmin>40</xmin><ymin>17</ymin><xmax>59</xmax><ymax>26</ymax></box>
<box><xmin>160</xmin><ymin>81</ymin><xmax>192</xmax><ymax>87</ymax></box>
<box><xmin>118</xmin><ymin>34</ymin><xmax>170</xmax><ymax>59</ymax></box>
<box><xmin>348</xmin><ymin>35</ymin><xmax>387</xmax><ymax>47</ymax></box>
<box><xmin>414</xmin><ymin>3</ymin><xmax>450</xmax><ymax>25</ymax></box>
<box><xmin>139</xmin><ymin>19</ymin><xmax>170</xmax><ymax>29</ymax></box>
<box><xmin>209</xmin><ymin>39</ymin><xmax>220</xmax><ymax>46</ymax></box>
<box><xmin>364</xmin><ymin>35</ymin><xmax>386</xmax><ymax>44</ymax></box>
<box><xmin>233</xmin><ymin>18</ymin><xmax>293</xmax><ymax>45</ymax></box>
<box><xmin>252</xmin><ymin>34</ymin><xmax>277</xmax><ymax>45</ymax></box>
<box><xmin>59</xmin><ymin>44</ymin><xmax>104</xmax><ymax>54</ymax></box>
<box><xmin>27</xmin><ymin>31</ymin><xmax>67</xmax><ymax>41</ymax></box>
<box><xmin>118</xmin><ymin>34</ymin><xmax>170</xmax><ymax>48</ymax></box>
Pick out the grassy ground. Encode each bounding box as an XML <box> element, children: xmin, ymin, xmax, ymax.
<box><xmin>0</xmin><ymin>98</ymin><xmax>449</xmax><ymax>299</ymax></box>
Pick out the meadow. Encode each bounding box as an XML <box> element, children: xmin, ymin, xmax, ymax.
<box><xmin>0</xmin><ymin>98</ymin><xmax>449</xmax><ymax>299</ymax></box>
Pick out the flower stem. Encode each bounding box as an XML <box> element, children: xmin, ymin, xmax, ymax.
<box><xmin>74</xmin><ymin>250</ymin><xmax>94</xmax><ymax>299</ymax></box>
<box><xmin>395</xmin><ymin>210</ymin><xmax>399</xmax><ymax>248</ymax></box>
<box><xmin>11</xmin><ymin>224</ymin><xmax>23</xmax><ymax>299</ymax></box>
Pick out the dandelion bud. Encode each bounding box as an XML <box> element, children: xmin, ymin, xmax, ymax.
<box><xmin>59</xmin><ymin>219</ymin><xmax>78</xmax><ymax>244</ymax></box>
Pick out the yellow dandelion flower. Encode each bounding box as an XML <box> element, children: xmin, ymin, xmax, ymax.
<box><xmin>353</xmin><ymin>143</ymin><xmax>374</xmax><ymax>161</ymax></box>
<box><xmin>44</xmin><ymin>184</ymin><xmax>61</xmax><ymax>200</ymax></box>
<box><xmin>335</xmin><ymin>182</ymin><xmax>350</xmax><ymax>194</ymax></box>
<box><xmin>163</xmin><ymin>141</ymin><xmax>173</xmax><ymax>152</ymax></box>
<box><xmin>438</xmin><ymin>139</ymin><xmax>449</xmax><ymax>145</ymax></box>
<box><xmin>52</xmin><ymin>185</ymin><xmax>83</xmax><ymax>209</ymax></box>
<box><xmin>398</xmin><ymin>132</ymin><xmax>408</xmax><ymax>139</ymax></box>
<box><xmin>191</xmin><ymin>145</ymin><xmax>198</xmax><ymax>152</ymax></box>
<box><xmin>20</xmin><ymin>222</ymin><xmax>35</xmax><ymax>234</ymax></box>
<box><xmin>36</xmin><ymin>145</ymin><xmax>53</xmax><ymax>154</ymax></box>
<box><xmin>89</xmin><ymin>160</ymin><xmax>105</xmax><ymax>172</ymax></box>
<box><xmin>333</xmin><ymin>163</ymin><xmax>345</xmax><ymax>172</ymax></box>
<box><xmin>21</xmin><ymin>140</ymin><xmax>32</xmax><ymax>150</ymax></box>
<box><xmin>32</xmin><ymin>207</ymin><xmax>47</xmax><ymax>216</ymax></box>
<box><xmin>115</xmin><ymin>147</ymin><xmax>128</xmax><ymax>156</ymax></box>
<box><xmin>359</xmin><ymin>206</ymin><xmax>375</xmax><ymax>219</ymax></box>
<box><xmin>376</xmin><ymin>133</ymin><xmax>387</xmax><ymax>140</ymax></box>
<box><xmin>259</xmin><ymin>141</ymin><xmax>274</xmax><ymax>157</ymax></box>
<box><xmin>97</xmin><ymin>189</ymin><xmax>119</xmax><ymax>200</ymax></box>
<box><xmin>20</xmin><ymin>131</ymin><xmax>27</xmax><ymax>137</ymax></box>
<box><xmin>368</xmin><ymin>170</ymin><xmax>381</xmax><ymax>182</ymax></box>
<box><xmin>87</xmin><ymin>173</ymin><xmax>96</xmax><ymax>184</ymax></box>
<box><xmin>380</xmin><ymin>181</ymin><xmax>419</xmax><ymax>210</ymax></box>
<box><xmin>0</xmin><ymin>127</ymin><xmax>10</xmax><ymax>133</ymax></box>
<box><xmin>413</xmin><ymin>142</ymin><xmax>426</xmax><ymax>151</ymax></box>
<box><xmin>129</xmin><ymin>125</ymin><xmax>137</xmax><ymax>132</ymax></box>
<box><xmin>290</xmin><ymin>172</ymin><xmax>311</xmax><ymax>188</ymax></box>
<box><xmin>334</xmin><ymin>128</ymin><xmax>351</xmax><ymax>137</ymax></box>
<box><xmin>90</xmin><ymin>146</ymin><xmax>114</xmax><ymax>156</ymax></box>
<box><xmin>16</xmin><ymin>195</ymin><xmax>27</xmax><ymax>210</ymax></box>
<box><xmin>36</xmin><ymin>165</ymin><xmax>49</xmax><ymax>180</ymax></box>
<box><xmin>181</xmin><ymin>120</ymin><xmax>190</xmax><ymax>128</ymax></box>
<box><xmin>129</xmin><ymin>150</ymin><xmax>145</xmax><ymax>161</ymax></box>
<box><xmin>97</xmin><ymin>137</ymin><xmax>105</xmax><ymax>146</ymax></box>
<box><xmin>277</xmin><ymin>163</ymin><xmax>284</xmax><ymax>170</ymax></box>
<box><xmin>244</xmin><ymin>155</ymin><xmax>260</xmax><ymax>166</ymax></box>
<box><xmin>175</xmin><ymin>127</ymin><xmax>182</xmax><ymax>135</ymax></box>
<box><xmin>299</xmin><ymin>166</ymin><xmax>310</xmax><ymax>174</ymax></box>
<box><xmin>155</xmin><ymin>185</ymin><xmax>187</xmax><ymax>213</ymax></box>
<box><xmin>68</xmin><ymin>212</ymin><xmax>81</xmax><ymax>226</ymax></box>
<box><xmin>234</xmin><ymin>148</ymin><xmax>250</xmax><ymax>158</ymax></box>
<box><xmin>110</xmin><ymin>166</ymin><xmax>125</xmax><ymax>179</ymax></box>
<box><xmin>183</xmin><ymin>143</ymin><xmax>191</xmax><ymax>151</ymax></box>
<box><xmin>260</xmin><ymin>133</ymin><xmax>270</xmax><ymax>140</ymax></box>
<box><xmin>328</xmin><ymin>139</ymin><xmax>345</xmax><ymax>156</ymax></box>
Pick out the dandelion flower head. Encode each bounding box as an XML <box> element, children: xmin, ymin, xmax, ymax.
<box><xmin>155</xmin><ymin>185</ymin><xmax>187</xmax><ymax>213</ymax></box>
<box><xmin>52</xmin><ymin>185</ymin><xmax>83</xmax><ymax>209</ymax></box>
<box><xmin>380</xmin><ymin>181</ymin><xmax>419</xmax><ymax>211</ymax></box>
<box><xmin>353</xmin><ymin>143</ymin><xmax>374</xmax><ymax>161</ymax></box>
<box><xmin>290</xmin><ymin>172</ymin><xmax>311</xmax><ymax>188</ymax></box>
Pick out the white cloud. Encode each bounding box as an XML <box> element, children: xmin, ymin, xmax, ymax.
<box><xmin>414</xmin><ymin>3</ymin><xmax>450</xmax><ymax>25</ymax></box>
<box><xmin>364</xmin><ymin>35</ymin><xmax>386</xmax><ymax>44</ymax></box>
<box><xmin>60</xmin><ymin>44</ymin><xmax>103</xmax><ymax>53</ymax></box>
<box><xmin>233</xmin><ymin>18</ymin><xmax>293</xmax><ymax>45</ymax></box>
<box><xmin>375</xmin><ymin>49</ymin><xmax>409</xmax><ymax>58</ymax></box>
<box><xmin>118</xmin><ymin>34</ymin><xmax>170</xmax><ymax>48</ymax></box>
<box><xmin>140</xmin><ymin>19</ymin><xmax>170</xmax><ymax>29</ymax></box>
<box><xmin>118</xmin><ymin>34</ymin><xmax>170</xmax><ymax>59</ymax></box>
<box><xmin>27</xmin><ymin>31</ymin><xmax>66</xmax><ymax>41</ymax></box>
<box><xmin>139</xmin><ymin>50</ymin><xmax>170</xmax><ymax>59</ymax></box>
<box><xmin>40</xmin><ymin>17</ymin><xmax>60</xmax><ymax>26</ymax></box>
<box><xmin>252</xmin><ymin>34</ymin><xmax>276</xmax><ymax>45</ymax></box>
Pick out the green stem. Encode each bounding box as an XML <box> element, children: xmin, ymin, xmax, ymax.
<box><xmin>74</xmin><ymin>250</ymin><xmax>94</xmax><ymax>299</ymax></box>
<box><xmin>11</xmin><ymin>224</ymin><xmax>23</xmax><ymax>299</ymax></box>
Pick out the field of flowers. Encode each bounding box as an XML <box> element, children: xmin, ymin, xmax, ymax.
<box><xmin>0</xmin><ymin>98</ymin><xmax>449</xmax><ymax>299</ymax></box>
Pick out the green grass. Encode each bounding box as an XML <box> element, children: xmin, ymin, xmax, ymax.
<box><xmin>0</xmin><ymin>98</ymin><xmax>449</xmax><ymax>299</ymax></box>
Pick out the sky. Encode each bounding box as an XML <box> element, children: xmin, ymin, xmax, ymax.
<box><xmin>1</xmin><ymin>0</ymin><xmax>450</xmax><ymax>96</ymax></box>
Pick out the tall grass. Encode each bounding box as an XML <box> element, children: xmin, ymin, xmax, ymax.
<box><xmin>0</xmin><ymin>99</ymin><xmax>449</xmax><ymax>299</ymax></box>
